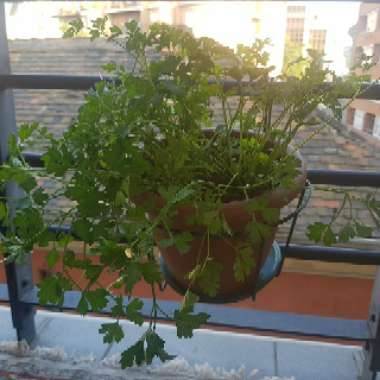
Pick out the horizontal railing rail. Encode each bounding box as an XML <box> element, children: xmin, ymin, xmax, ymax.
<box><xmin>2</xmin><ymin>73</ymin><xmax>380</xmax><ymax>100</ymax></box>
<box><xmin>21</xmin><ymin>151</ymin><xmax>380</xmax><ymax>187</ymax></box>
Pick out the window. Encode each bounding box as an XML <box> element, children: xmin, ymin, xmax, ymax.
<box><xmin>363</xmin><ymin>45</ymin><xmax>374</xmax><ymax>57</ymax></box>
<box><xmin>286</xmin><ymin>17</ymin><xmax>305</xmax><ymax>45</ymax></box>
<box><xmin>364</xmin><ymin>113</ymin><xmax>376</xmax><ymax>134</ymax></box>
<box><xmin>366</xmin><ymin>10</ymin><xmax>378</xmax><ymax>33</ymax></box>
<box><xmin>309</xmin><ymin>29</ymin><xmax>326</xmax><ymax>54</ymax></box>
<box><xmin>287</xmin><ymin>6</ymin><xmax>305</xmax><ymax>15</ymax></box>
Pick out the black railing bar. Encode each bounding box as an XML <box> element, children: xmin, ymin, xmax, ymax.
<box><xmin>1</xmin><ymin>74</ymin><xmax>380</xmax><ymax>100</ymax></box>
<box><xmin>45</xmin><ymin>224</ymin><xmax>380</xmax><ymax>265</ymax></box>
<box><xmin>21</xmin><ymin>152</ymin><xmax>380</xmax><ymax>187</ymax></box>
<box><xmin>0</xmin><ymin>74</ymin><xmax>105</xmax><ymax>91</ymax></box>
<box><xmin>5</xmin><ymin>286</ymin><xmax>367</xmax><ymax>341</ymax></box>
<box><xmin>283</xmin><ymin>244</ymin><xmax>380</xmax><ymax>266</ymax></box>
<box><xmin>307</xmin><ymin>169</ymin><xmax>380</xmax><ymax>187</ymax></box>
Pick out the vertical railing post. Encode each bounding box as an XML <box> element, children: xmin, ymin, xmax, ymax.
<box><xmin>0</xmin><ymin>3</ymin><xmax>36</xmax><ymax>344</ymax></box>
<box><xmin>361</xmin><ymin>268</ymin><xmax>380</xmax><ymax>380</ymax></box>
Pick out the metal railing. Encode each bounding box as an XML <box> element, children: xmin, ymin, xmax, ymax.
<box><xmin>1</xmin><ymin>2</ymin><xmax>380</xmax><ymax>380</ymax></box>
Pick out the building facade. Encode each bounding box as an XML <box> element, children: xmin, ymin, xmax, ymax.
<box><xmin>347</xmin><ymin>3</ymin><xmax>380</xmax><ymax>139</ymax></box>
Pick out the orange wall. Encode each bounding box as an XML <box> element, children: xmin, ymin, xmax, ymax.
<box><xmin>0</xmin><ymin>248</ymin><xmax>373</xmax><ymax>321</ymax></box>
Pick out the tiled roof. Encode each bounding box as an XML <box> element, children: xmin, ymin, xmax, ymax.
<box><xmin>8</xmin><ymin>38</ymin><xmax>380</xmax><ymax>247</ymax></box>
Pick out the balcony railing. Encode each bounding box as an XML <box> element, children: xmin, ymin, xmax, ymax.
<box><xmin>0</xmin><ymin>2</ymin><xmax>380</xmax><ymax>380</ymax></box>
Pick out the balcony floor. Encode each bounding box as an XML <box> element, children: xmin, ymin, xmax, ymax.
<box><xmin>0</xmin><ymin>305</ymin><xmax>365</xmax><ymax>380</ymax></box>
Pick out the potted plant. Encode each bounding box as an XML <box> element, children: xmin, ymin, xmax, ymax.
<box><xmin>0</xmin><ymin>19</ymin><xmax>375</xmax><ymax>368</ymax></box>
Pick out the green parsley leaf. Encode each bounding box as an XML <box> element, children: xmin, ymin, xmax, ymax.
<box><xmin>99</xmin><ymin>322</ymin><xmax>124</xmax><ymax>344</ymax></box>
<box><xmin>338</xmin><ymin>223</ymin><xmax>356</xmax><ymax>243</ymax></box>
<box><xmin>84</xmin><ymin>288</ymin><xmax>109</xmax><ymax>312</ymax></box>
<box><xmin>120</xmin><ymin>339</ymin><xmax>145</xmax><ymax>368</ymax></box>
<box><xmin>46</xmin><ymin>247</ymin><xmax>60</xmax><ymax>269</ymax></box>
<box><xmin>145</xmin><ymin>330</ymin><xmax>175</xmax><ymax>364</ymax></box>
<box><xmin>126</xmin><ymin>298</ymin><xmax>144</xmax><ymax>326</ymax></box>
<box><xmin>38</xmin><ymin>275</ymin><xmax>72</xmax><ymax>306</ymax></box>
<box><xmin>174</xmin><ymin>308</ymin><xmax>209</xmax><ymax>338</ymax></box>
<box><xmin>233</xmin><ymin>245</ymin><xmax>256</xmax><ymax>282</ymax></box>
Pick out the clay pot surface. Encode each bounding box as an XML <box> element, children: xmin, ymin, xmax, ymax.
<box><xmin>140</xmin><ymin>130</ymin><xmax>307</xmax><ymax>299</ymax></box>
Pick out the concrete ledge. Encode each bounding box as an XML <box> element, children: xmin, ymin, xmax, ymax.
<box><xmin>0</xmin><ymin>306</ymin><xmax>364</xmax><ymax>380</ymax></box>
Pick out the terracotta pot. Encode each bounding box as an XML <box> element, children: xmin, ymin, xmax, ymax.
<box><xmin>145</xmin><ymin>131</ymin><xmax>307</xmax><ymax>300</ymax></box>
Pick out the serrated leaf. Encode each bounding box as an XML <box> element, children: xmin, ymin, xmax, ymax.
<box><xmin>246</xmin><ymin>196</ymin><xmax>268</xmax><ymax>213</ymax></box>
<box><xmin>126</xmin><ymin>298</ymin><xmax>144</xmax><ymax>326</ymax></box>
<box><xmin>32</xmin><ymin>188</ymin><xmax>49</xmax><ymax>206</ymax></box>
<box><xmin>110</xmin><ymin>296</ymin><xmax>125</xmax><ymax>318</ymax></box>
<box><xmin>19</xmin><ymin>122</ymin><xmax>39</xmax><ymax>142</ymax></box>
<box><xmin>120</xmin><ymin>340</ymin><xmax>145</xmax><ymax>368</ymax></box>
<box><xmin>355</xmin><ymin>222</ymin><xmax>372</xmax><ymax>238</ymax></box>
<box><xmin>160</xmin><ymin>185</ymin><xmax>194</xmax><ymax>205</ymax></box>
<box><xmin>85</xmin><ymin>265</ymin><xmax>103</xmax><ymax>283</ymax></box>
<box><xmin>139</xmin><ymin>262</ymin><xmax>162</xmax><ymax>284</ymax></box>
<box><xmin>77</xmin><ymin>294</ymin><xmax>89</xmax><ymax>315</ymax></box>
<box><xmin>124</xmin><ymin>262</ymin><xmax>142</xmax><ymax>292</ymax></box>
<box><xmin>261</xmin><ymin>208</ymin><xmax>280</xmax><ymax>224</ymax></box>
<box><xmin>323</xmin><ymin>226</ymin><xmax>337</xmax><ymax>246</ymax></box>
<box><xmin>198</xmin><ymin>259</ymin><xmax>222</xmax><ymax>297</ymax></box>
<box><xmin>338</xmin><ymin>224</ymin><xmax>356</xmax><ymax>243</ymax></box>
<box><xmin>46</xmin><ymin>247</ymin><xmax>60</xmax><ymax>269</ymax></box>
<box><xmin>174</xmin><ymin>308</ymin><xmax>209</xmax><ymax>338</ymax></box>
<box><xmin>245</xmin><ymin>220</ymin><xmax>264</xmax><ymax>245</ymax></box>
<box><xmin>307</xmin><ymin>222</ymin><xmax>337</xmax><ymax>246</ymax></box>
<box><xmin>201</xmin><ymin>210</ymin><xmax>223</xmax><ymax>235</ymax></box>
<box><xmin>174</xmin><ymin>232</ymin><xmax>193</xmax><ymax>254</ymax></box>
<box><xmin>145</xmin><ymin>330</ymin><xmax>175</xmax><ymax>364</ymax></box>
<box><xmin>160</xmin><ymin>232</ymin><xmax>193</xmax><ymax>254</ymax></box>
<box><xmin>84</xmin><ymin>288</ymin><xmax>109</xmax><ymax>312</ymax></box>
<box><xmin>306</xmin><ymin>222</ymin><xmax>328</xmax><ymax>243</ymax></box>
<box><xmin>182</xmin><ymin>291</ymin><xmax>199</xmax><ymax>312</ymax></box>
<box><xmin>57</xmin><ymin>234</ymin><xmax>73</xmax><ymax>248</ymax></box>
<box><xmin>73</xmin><ymin>219</ymin><xmax>94</xmax><ymax>243</ymax></box>
<box><xmin>233</xmin><ymin>245</ymin><xmax>256</xmax><ymax>282</ymax></box>
<box><xmin>63</xmin><ymin>18</ymin><xmax>83</xmax><ymax>38</ymax></box>
<box><xmin>102</xmin><ymin>62</ymin><xmax>117</xmax><ymax>73</ymax></box>
<box><xmin>110</xmin><ymin>25</ymin><xmax>122</xmax><ymax>36</ymax></box>
<box><xmin>99</xmin><ymin>322</ymin><xmax>124</xmax><ymax>344</ymax></box>
<box><xmin>38</xmin><ymin>275</ymin><xmax>72</xmax><ymax>306</ymax></box>
<box><xmin>187</xmin><ymin>258</ymin><xmax>222</xmax><ymax>298</ymax></box>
